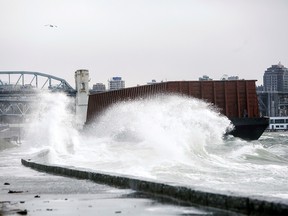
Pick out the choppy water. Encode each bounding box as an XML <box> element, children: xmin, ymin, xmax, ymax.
<box><xmin>20</xmin><ymin>92</ymin><xmax>288</xmax><ymax>200</ymax></box>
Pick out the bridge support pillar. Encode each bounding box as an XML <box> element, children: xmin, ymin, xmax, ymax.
<box><xmin>75</xmin><ymin>69</ymin><xmax>89</xmax><ymax>129</ymax></box>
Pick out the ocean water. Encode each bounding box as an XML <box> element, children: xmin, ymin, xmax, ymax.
<box><xmin>22</xmin><ymin>92</ymin><xmax>288</xmax><ymax>200</ymax></box>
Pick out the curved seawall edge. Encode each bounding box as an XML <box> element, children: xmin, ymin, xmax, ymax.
<box><xmin>21</xmin><ymin>158</ymin><xmax>288</xmax><ymax>215</ymax></box>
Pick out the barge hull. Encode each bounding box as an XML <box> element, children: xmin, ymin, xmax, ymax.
<box><xmin>87</xmin><ymin>80</ymin><xmax>269</xmax><ymax>140</ymax></box>
<box><xmin>230</xmin><ymin>117</ymin><xmax>269</xmax><ymax>140</ymax></box>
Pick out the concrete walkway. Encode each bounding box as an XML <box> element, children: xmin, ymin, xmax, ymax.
<box><xmin>0</xmin><ymin>143</ymin><xmax>230</xmax><ymax>216</ymax></box>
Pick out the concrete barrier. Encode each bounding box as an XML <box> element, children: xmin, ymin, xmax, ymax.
<box><xmin>21</xmin><ymin>158</ymin><xmax>288</xmax><ymax>215</ymax></box>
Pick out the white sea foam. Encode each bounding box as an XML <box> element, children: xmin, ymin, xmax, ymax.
<box><xmin>23</xmin><ymin>92</ymin><xmax>80</xmax><ymax>160</ymax></box>
<box><xmin>22</xmin><ymin>92</ymin><xmax>288</xmax><ymax>199</ymax></box>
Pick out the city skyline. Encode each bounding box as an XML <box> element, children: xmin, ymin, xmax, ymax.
<box><xmin>0</xmin><ymin>62</ymin><xmax>287</xmax><ymax>90</ymax></box>
<box><xmin>0</xmin><ymin>0</ymin><xmax>287</xmax><ymax>88</ymax></box>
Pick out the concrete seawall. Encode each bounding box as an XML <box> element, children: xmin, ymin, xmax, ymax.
<box><xmin>21</xmin><ymin>158</ymin><xmax>288</xmax><ymax>215</ymax></box>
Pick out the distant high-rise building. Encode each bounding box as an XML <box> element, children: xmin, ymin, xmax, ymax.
<box><xmin>147</xmin><ymin>79</ymin><xmax>164</xmax><ymax>85</ymax></box>
<box><xmin>263</xmin><ymin>62</ymin><xmax>288</xmax><ymax>92</ymax></box>
<box><xmin>91</xmin><ymin>83</ymin><xmax>106</xmax><ymax>93</ymax></box>
<box><xmin>220</xmin><ymin>75</ymin><xmax>239</xmax><ymax>80</ymax></box>
<box><xmin>258</xmin><ymin>62</ymin><xmax>288</xmax><ymax>117</ymax></box>
<box><xmin>227</xmin><ymin>76</ymin><xmax>239</xmax><ymax>80</ymax></box>
<box><xmin>108</xmin><ymin>77</ymin><xmax>125</xmax><ymax>91</ymax></box>
<box><xmin>199</xmin><ymin>75</ymin><xmax>212</xmax><ymax>81</ymax></box>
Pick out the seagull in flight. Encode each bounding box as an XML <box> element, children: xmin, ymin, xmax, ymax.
<box><xmin>45</xmin><ymin>24</ymin><xmax>57</xmax><ymax>28</ymax></box>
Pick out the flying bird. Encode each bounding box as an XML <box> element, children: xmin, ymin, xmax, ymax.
<box><xmin>45</xmin><ymin>24</ymin><xmax>57</xmax><ymax>28</ymax></box>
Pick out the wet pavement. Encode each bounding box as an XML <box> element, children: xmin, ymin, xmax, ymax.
<box><xmin>0</xmin><ymin>141</ymin><xmax>238</xmax><ymax>215</ymax></box>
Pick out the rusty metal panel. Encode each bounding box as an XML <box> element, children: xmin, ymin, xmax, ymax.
<box><xmin>246</xmin><ymin>81</ymin><xmax>259</xmax><ymax>117</ymax></box>
<box><xmin>214</xmin><ymin>82</ymin><xmax>225</xmax><ymax>114</ymax></box>
<box><xmin>86</xmin><ymin>80</ymin><xmax>260</xmax><ymax>124</ymax></box>
<box><xmin>237</xmin><ymin>81</ymin><xmax>247</xmax><ymax>118</ymax></box>
<box><xmin>187</xmin><ymin>81</ymin><xmax>201</xmax><ymax>98</ymax></box>
<box><xmin>150</xmin><ymin>84</ymin><xmax>156</xmax><ymax>96</ymax></box>
<box><xmin>180</xmin><ymin>82</ymin><xmax>189</xmax><ymax>95</ymax></box>
<box><xmin>226</xmin><ymin>81</ymin><xmax>238</xmax><ymax>117</ymax></box>
<box><xmin>166</xmin><ymin>82</ymin><xmax>180</xmax><ymax>93</ymax></box>
<box><xmin>201</xmin><ymin>82</ymin><xmax>214</xmax><ymax>103</ymax></box>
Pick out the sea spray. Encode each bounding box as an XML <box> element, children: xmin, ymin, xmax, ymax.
<box><xmin>22</xmin><ymin>92</ymin><xmax>288</xmax><ymax>198</ymax></box>
<box><xmin>23</xmin><ymin>92</ymin><xmax>80</xmax><ymax>161</ymax></box>
<box><xmin>77</xmin><ymin>94</ymin><xmax>233</xmax><ymax>176</ymax></box>
<box><xmin>72</xmin><ymin>94</ymin><xmax>288</xmax><ymax>198</ymax></box>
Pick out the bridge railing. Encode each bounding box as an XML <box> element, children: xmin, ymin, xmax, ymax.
<box><xmin>0</xmin><ymin>71</ymin><xmax>76</xmax><ymax>123</ymax></box>
<box><xmin>0</xmin><ymin>71</ymin><xmax>75</xmax><ymax>94</ymax></box>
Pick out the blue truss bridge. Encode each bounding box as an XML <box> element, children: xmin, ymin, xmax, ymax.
<box><xmin>0</xmin><ymin>71</ymin><xmax>76</xmax><ymax>124</ymax></box>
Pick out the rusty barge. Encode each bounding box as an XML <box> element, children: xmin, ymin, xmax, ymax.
<box><xmin>86</xmin><ymin>80</ymin><xmax>269</xmax><ymax>140</ymax></box>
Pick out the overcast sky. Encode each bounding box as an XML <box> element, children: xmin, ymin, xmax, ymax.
<box><xmin>0</xmin><ymin>0</ymin><xmax>287</xmax><ymax>88</ymax></box>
